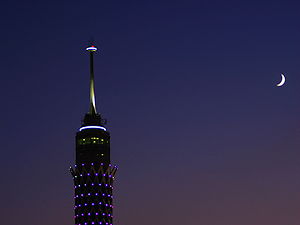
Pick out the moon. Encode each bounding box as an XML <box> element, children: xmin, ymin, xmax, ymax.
<box><xmin>277</xmin><ymin>74</ymin><xmax>286</xmax><ymax>87</ymax></box>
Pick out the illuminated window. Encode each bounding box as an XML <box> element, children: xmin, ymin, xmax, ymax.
<box><xmin>78</xmin><ymin>137</ymin><xmax>104</xmax><ymax>145</ymax></box>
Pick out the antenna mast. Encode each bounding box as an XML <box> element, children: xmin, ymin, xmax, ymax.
<box><xmin>86</xmin><ymin>45</ymin><xmax>98</xmax><ymax>114</ymax></box>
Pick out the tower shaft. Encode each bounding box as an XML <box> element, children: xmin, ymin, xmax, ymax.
<box><xmin>71</xmin><ymin>45</ymin><xmax>117</xmax><ymax>225</ymax></box>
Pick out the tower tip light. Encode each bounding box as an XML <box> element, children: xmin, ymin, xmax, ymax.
<box><xmin>86</xmin><ymin>46</ymin><xmax>97</xmax><ymax>52</ymax></box>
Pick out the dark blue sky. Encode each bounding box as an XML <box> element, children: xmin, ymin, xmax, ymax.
<box><xmin>1</xmin><ymin>0</ymin><xmax>300</xmax><ymax>224</ymax></box>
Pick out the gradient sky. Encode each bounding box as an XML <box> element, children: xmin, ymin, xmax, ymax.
<box><xmin>1</xmin><ymin>0</ymin><xmax>300</xmax><ymax>225</ymax></box>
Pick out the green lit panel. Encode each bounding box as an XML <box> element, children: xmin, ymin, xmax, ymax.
<box><xmin>78</xmin><ymin>137</ymin><xmax>106</xmax><ymax>145</ymax></box>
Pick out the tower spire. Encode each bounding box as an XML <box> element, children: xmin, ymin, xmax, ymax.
<box><xmin>71</xmin><ymin>44</ymin><xmax>117</xmax><ymax>225</ymax></box>
<box><xmin>86</xmin><ymin>45</ymin><xmax>98</xmax><ymax>115</ymax></box>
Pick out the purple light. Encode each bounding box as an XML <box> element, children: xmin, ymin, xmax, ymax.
<box><xmin>79</xmin><ymin>126</ymin><xmax>106</xmax><ymax>131</ymax></box>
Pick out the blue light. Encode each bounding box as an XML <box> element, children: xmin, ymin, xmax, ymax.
<box><xmin>79</xmin><ymin>126</ymin><xmax>107</xmax><ymax>131</ymax></box>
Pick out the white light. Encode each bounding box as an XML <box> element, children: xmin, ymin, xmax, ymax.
<box><xmin>86</xmin><ymin>46</ymin><xmax>97</xmax><ymax>51</ymax></box>
<box><xmin>79</xmin><ymin>126</ymin><xmax>107</xmax><ymax>131</ymax></box>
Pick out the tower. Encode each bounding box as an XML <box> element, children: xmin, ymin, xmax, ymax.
<box><xmin>70</xmin><ymin>45</ymin><xmax>117</xmax><ymax>225</ymax></box>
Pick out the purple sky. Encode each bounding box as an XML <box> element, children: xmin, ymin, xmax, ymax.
<box><xmin>1</xmin><ymin>0</ymin><xmax>300</xmax><ymax>225</ymax></box>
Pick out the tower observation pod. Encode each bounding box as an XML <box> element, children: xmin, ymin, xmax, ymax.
<box><xmin>70</xmin><ymin>45</ymin><xmax>117</xmax><ymax>225</ymax></box>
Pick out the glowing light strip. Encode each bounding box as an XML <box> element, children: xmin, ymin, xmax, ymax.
<box><xmin>79</xmin><ymin>126</ymin><xmax>106</xmax><ymax>131</ymax></box>
<box><xmin>86</xmin><ymin>46</ymin><xmax>97</xmax><ymax>51</ymax></box>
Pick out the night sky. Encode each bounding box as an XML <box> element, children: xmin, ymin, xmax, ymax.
<box><xmin>1</xmin><ymin>0</ymin><xmax>300</xmax><ymax>224</ymax></box>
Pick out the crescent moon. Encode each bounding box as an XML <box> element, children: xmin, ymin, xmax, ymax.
<box><xmin>277</xmin><ymin>74</ymin><xmax>286</xmax><ymax>87</ymax></box>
